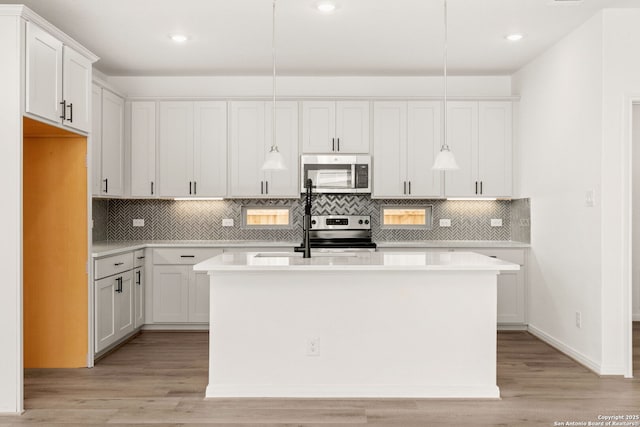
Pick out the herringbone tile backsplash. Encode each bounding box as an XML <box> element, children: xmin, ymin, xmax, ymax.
<box><xmin>93</xmin><ymin>196</ymin><xmax>530</xmax><ymax>242</ymax></box>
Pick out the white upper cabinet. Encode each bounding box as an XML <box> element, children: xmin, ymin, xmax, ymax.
<box><xmin>302</xmin><ymin>101</ymin><xmax>369</xmax><ymax>154</ymax></box>
<box><xmin>373</xmin><ymin>101</ymin><xmax>442</xmax><ymax>198</ymax></box>
<box><xmin>91</xmin><ymin>84</ymin><xmax>102</xmax><ymax>196</ymax></box>
<box><xmin>158</xmin><ymin>101</ymin><xmax>227</xmax><ymax>198</ymax></box>
<box><xmin>100</xmin><ymin>89</ymin><xmax>125</xmax><ymax>196</ymax></box>
<box><xmin>444</xmin><ymin>101</ymin><xmax>512</xmax><ymax>198</ymax></box>
<box><xmin>130</xmin><ymin>102</ymin><xmax>157</xmax><ymax>197</ymax></box>
<box><xmin>26</xmin><ymin>22</ymin><xmax>91</xmax><ymax>132</ymax></box>
<box><xmin>229</xmin><ymin>101</ymin><xmax>299</xmax><ymax>198</ymax></box>
<box><xmin>62</xmin><ymin>46</ymin><xmax>91</xmax><ymax>132</ymax></box>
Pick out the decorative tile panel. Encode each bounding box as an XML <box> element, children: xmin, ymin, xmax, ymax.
<box><xmin>99</xmin><ymin>195</ymin><xmax>516</xmax><ymax>243</ymax></box>
<box><xmin>92</xmin><ymin>199</ymin><xmax>108</xmax><ymax>242</ymax></box>
<box><xmin>510</xmin><ymin>198</ymin><xmax>531</xmax><ymax>243</ymax></box>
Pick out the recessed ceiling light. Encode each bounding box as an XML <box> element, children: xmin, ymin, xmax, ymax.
<box><xmin>170</xmin><ymin>34</ymin><xmax>189</xmax><ymax>43</ymax></box>
<box><xmin>316</xmin><ymin>1</ymin><xmax>336</xmax><ymax>13</ymax></box>
<box><xmin>506</xmin><ymin>34</ymin><xmax>524</xmax><ymax>42</ymax></box>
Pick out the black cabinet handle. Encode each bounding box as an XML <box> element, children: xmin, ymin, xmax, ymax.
<box><xmin>103</xmin><ymin>178</ymin><xmax>108</xmax><ymax>193</ymax></box>
<box><xmin>67</xmin><ymin>103</ymin><xmax>73</xmax><ymax>123</ymax></box>
<box><xmin>194</xmin><ymin>181</ymin><xmax>197</xmax><ymax>195</ymax></box>
<box><xmin>403</xmin><ymin>181</ymin><xmax>407</xmax><ymax>194</ymax></box>
<box><xmin>332</xmin><ymin>138</ymin><xmax>335</xmax><ymax>151</ymax></box>
<box><xmin>408</xmin><ymin>181</ymin><xmax>411</xmax><ymax>195</ymax></box>
<box><xmin>136</xmin><ymin>256</ymin><xmax>145</xmax><ymax>260</ymax></box>
<box><xmin>475</xmin><ymin>181</ymin><xmax>478</xmax><ymax>195</ymax></box>
<box><xmin>136</xmin><ymin>270</ymin><xmax>141</xmax><ymax>285</ymax></box>
<box><xmin>115</xmin><ymin>277</ymin><xmax>123</xmax><ymax>293</ymax></box>
<box><xmin>151</xmin><ymin>181</ymin><xmax>154</xmax><ymax>195</ymax></box>
<box><xmin>114</xmin><ymin>262</ymin><xmax>124</xmax><ymax>266</ymax></box>
<box><xmin>59</xmin><ymin>100</ymin><xmax>66</xmax><ymax>120</ymax></box>
<box><xmin>337</xmin><ymin>138</ymin><xmax>340</xmax><ymax>152</ymax></box>
<box><xmin>189</xmin><ymin>181</ymin><xmax>192</xmax><ymax>195</ymax></box>
<box><xmin>265</xmin><ymin>181</ymin><xmax>269</xmax><ymax>194</ymax></box>
<box><xmin>480</xmin><ymin>181</ymin><xmax>483</xmax><ymax>195</ymax></box>
<box><xmin>261</xmin><ymin>181</ymin><xmax>264</xmax><ymax>194</ymax></box>
<box><xmin>180</xmin><ymin>255</ymin><xmax>195</xmax><ymax>258</ymax></box>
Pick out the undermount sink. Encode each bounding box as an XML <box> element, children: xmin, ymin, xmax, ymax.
<box><xmin>253</xmin><ymin>252</ymin><xmax>358</xmax><ymax>258</ymax></box>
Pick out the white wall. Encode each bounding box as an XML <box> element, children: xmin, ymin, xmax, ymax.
<box><xmin>0</xmin><ymin>15</ymin><xmax>23</xmax><ymax>413</ymax></box>
<box><xmin>633</xmin><ymin>105</ymin><xmax>640</xmax><ymax>321</ymax></box>
<box><xmin>512</xmin><ymin>13</ymin><xmax>604</xmax><ymax>371</ymax></box>
<box><xmin>107</xmin><ymin>75</ymin><xmax>512</xmax><ymax>99</ymax></box>
<box><xmin>600</xmin><ymin>9</ymin><xmax>640</xmax><ymax>374</ymax></box>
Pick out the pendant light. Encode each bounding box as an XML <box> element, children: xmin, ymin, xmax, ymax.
<box><xmin>261</xmin><ymin>0</ymin><xmax>287</xmax><ymax>171</ymax></box>
<box><xmin>432</xmin><ymin>0</ymin><xmax>459</xmax><ymax>171</ymax></box>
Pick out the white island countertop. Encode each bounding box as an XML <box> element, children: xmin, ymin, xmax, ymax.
<box><xmin>194</xmin><ymin>250</ymin><xmax>520</xmax><ymax>272</ymax></box>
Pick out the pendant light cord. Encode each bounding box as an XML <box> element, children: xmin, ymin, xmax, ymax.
<box><xmin>271</xmin><ymin>0</ymin><xmax>277</xmax><ymax>151</ymax></box>
<box><xmin>442</xmin><ymin>0</ymin><xmax>448</xmax><ymax>151</ymax></box>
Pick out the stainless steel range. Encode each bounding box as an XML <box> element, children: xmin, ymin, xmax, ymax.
<box><xmin>305</xmin><ymin>215</ymin><xmax>377</xmax><ymax>250</ymax></box>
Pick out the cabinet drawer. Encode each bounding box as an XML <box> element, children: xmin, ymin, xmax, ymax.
<box><xmin>472</xmin><ymin>249</ymin><xmax>525</xmax><ymax>266</ymax></box>
<box><xmin>95</xmin><ymin>252</ymin><xmax>134</xmax><ymax>280</ymax></box>
<box><xmin>134</xmin><ymin>249</ymin><xmax>146</xmax><ymax>267</ymax></box>
<box><xmin>153</xmin><ymin>248</ymin><xmax>223</xmax><ymax>265</ymax></box>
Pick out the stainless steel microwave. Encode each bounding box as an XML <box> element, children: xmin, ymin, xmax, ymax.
<box><xmin>300</xmin><ymin>155</ymin><xmax>371</xmax><ymax>193</ymax></box>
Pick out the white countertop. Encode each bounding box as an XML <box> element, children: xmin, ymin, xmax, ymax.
<box><xmin>92</xmin><ymin>239</ymin><xmax>529</xmax><ymax>258</ymax></box>
<box><xmin>193</xmin><ymin>251</ymin><xmax>520</xmax><ymax>272</ymax></box>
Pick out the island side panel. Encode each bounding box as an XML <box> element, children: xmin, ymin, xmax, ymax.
<box><xmin>206</xmin><ymin>270</ymin><xmax>499</xmax><ymax>398</ymax></box>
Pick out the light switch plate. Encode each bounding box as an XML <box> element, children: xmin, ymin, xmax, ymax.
<box><xmin>222</xmin><ymin>218</ymin><xmax>234</xmax><ymax>227</ymax></box>
<box><xmin>491</xmin><ymin>219</ymin><xmax>503</xmax><ymax>227</ymax></box>
<box><xmin>133</xmin><ymin>219</ymin><xmax>144</xmax><ymax>227</ymax></box>
<box><xmin>439</xmin><ymin>219</ymin><xmax>451</xmax><ymax>227</ymax></box>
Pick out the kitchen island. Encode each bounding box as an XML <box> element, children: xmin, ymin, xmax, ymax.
<box><xmin>194</xmin><ymin>251</ymin><xmax>519</xmax><ymax>399</ymax></box>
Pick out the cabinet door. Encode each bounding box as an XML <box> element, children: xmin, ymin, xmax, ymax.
<box><xmin>101</xmin><ymin>89</ymin><xmax>125</xmax><ymax>196</ymax></box>
<box><xmin>302</xmin><ymin>101</ymin><xmax>335</xmax><ymax>153</ymax></box>
<box><xmin>229</xmin><ymin>102</ymin><xmax>266</xmax><ymax>197</ymax></box>
<box><xmin>336</xmin><ymin>101</ymin><xmax>370</xmax><ymax>153</ymax></box>
<box><xmin>407</xmin><ymin>101</ymin><xmax>442</xmax><ymax>198</ymax></box>
<box><xmin>193</xmin><ymin>101</ymin><xmax>227</xmax><ymax>197</ymax></box>
<box><xmin>91</xmin><ymin>85</ymin><xmax>102</xmax><ymax>196</ymax></box>
<box><xmin>134</xmin><ymin>267</ymin><xmax>145</xmax><ymax>329</ymax></box>
<box><xmin>265</xmin><ymin>101</ymin><xmax>299</xmax><ymax>197</ymax></box>
<box><xmin>158</xmin><ymin>102</ymin><xmax>194</xmax><ymax>197</ymax></box>
<box><xmin>478</xmin><ymin>102</ymin><xmax>512</xmax><ymax>197</ymax></box>
<box><xmin>152</xmin><ymin>265</ymin><xmax>189</xmax><ymax>323</ymax></box>
<box><xmin>25</xmin><ymin>22</ymin><xmax>63</xmax><ymax>125</ymax></box>
<box><xmin>116</xmin><ymin>271</ymin><xmax>134</xmax><ymax>337</ymax></box>
<box><xmin>444</xmin><ymin>101</ymin><xmax>478</xmax><ymax>197</ymax></box>
<box><xmin>62</xmin><ymin>46</ymin><xmax>91</xmax><ymax>132</ymax></box>
<box><xmin>130</xmin><ymin>102</ymin><xmax>157</xmax><ymax>197</ymax></box>
<box><xmin>372</xmin><ymin>102</ymin><xmax>407</xmax><ymax>198</ymax></box>
<box><xmin>188</xmin><ymin>270</ymin><xmax>210</xmax><ymax>323</ymax></box>
<box><xmin>496</xmin><ymin>270</ymin><xmax>525</xmax><ymax>324</ymax></box>
<box><xmin>95</xmin><ymin>276</ymin><xmax>117</xmax><ymax>353</ymax></box>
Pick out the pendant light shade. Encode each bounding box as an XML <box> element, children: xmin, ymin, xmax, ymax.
<box><xmin>432</xmin><ymin>0</ymin><xmax>459</xmax><ymax>171</ymax></box>
<box><xmin>261</xmin><ymin>0</ymin><xmax>287</xmax><ymax>172</ymax></box>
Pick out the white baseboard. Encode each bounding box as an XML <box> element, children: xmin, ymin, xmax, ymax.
<box><xmin>498</xmin><ymin>324</ymin><xmax>528</xmax><ymax>331</ymax></box>
<box><xmin>142</xmin><ymin>323</ymin><xmax>209</xmax><ymax>331</ymax></box>
<box><xmin>527</xmin><ymin>324</ymin><xmax>602</xmax><ymax>375</ymax></box>
<box><xmin>206</xmin><ymin>383</ymin><xmax>501</xmax><ymax>399</ymax></box>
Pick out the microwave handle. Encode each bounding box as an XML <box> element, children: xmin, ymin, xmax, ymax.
<box><xmin>351</xmin><ymin>164</ymin><xmax>356</xmax><ymax>188</ymax></box>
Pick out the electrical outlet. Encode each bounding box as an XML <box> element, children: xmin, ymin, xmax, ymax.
<box><xmin>133</xmin><ymin>219</ymin><xmax>144</xmax><ymax>227</ymax></box>
<box><xmin>575</xmin><ymin>311</ymin><xmax>582</xmax><ymax>328</ymax></box>
<box><xmin>491</xmin><ymin>219</ymin><xmax>503</xmax><ymax>227</ymax></box>
<box><xmin>222</xmin><ymin>218</ymin><xmax>234</xmax><ymax>227</ymax></box>
<box><xmin>307</xmin><ymin>338</ymin><xmax>320</xmax><ymax>356</ymax></box>
<box><xmin>439</xmin><ymin>219</ymin><xmax>452</xmax><ymax>227</ymax></box>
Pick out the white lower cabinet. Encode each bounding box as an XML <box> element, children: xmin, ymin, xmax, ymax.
<box><xmin>150</xmin><ymin>248</ymin><xmax>223</xmax><ymax>325</ymax></box>
<box><xmin>94</xmin><ymin>250</ymin><xmax>143</xmax><ymax>355</ymax></box>
<box><xmin>95</xmin><ymin>270</ymin><xmax>134</xmax><ymax>353</ymax></box>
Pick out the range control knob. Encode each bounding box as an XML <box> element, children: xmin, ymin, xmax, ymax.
<box><xmin>364</xmin><ymin>219</ymin><xmax>370</xmax><ymax>224</ymax></box>
<box><xmin>358</xmin><ymin>219</ymin><xmax>364</xmax><ymax>224</ymax></box>
<box><xmin>311</xmin><ymin>219</ymin><xmax>316</xmax><ymax>225</ymax></box>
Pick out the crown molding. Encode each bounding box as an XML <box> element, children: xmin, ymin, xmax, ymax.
<box><xmin>0</xmin><ymin>5</ymin><xmax>99</xmax><ymax>63</ymax></box>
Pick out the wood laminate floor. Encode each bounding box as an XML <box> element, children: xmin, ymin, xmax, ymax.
<box><xmin>1</xmin><ymin>324</ymin><xmax>639</xmax><ymax>426</ymax></box>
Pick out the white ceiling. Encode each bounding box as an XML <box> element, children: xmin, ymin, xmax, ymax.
<box><xmin>4</xmin><ymin>0</ymin><xmax>639</xmax><ymax>76</ymax></box>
